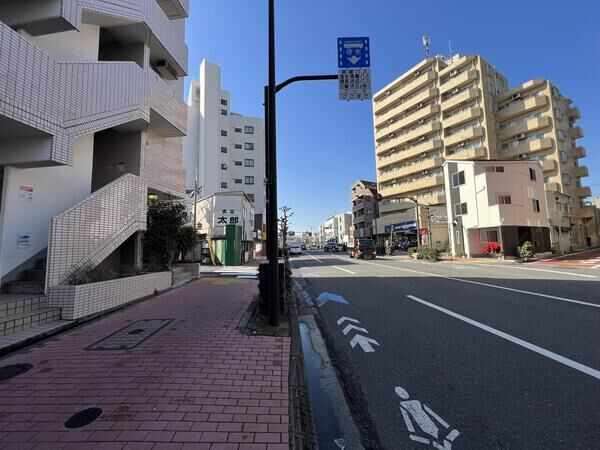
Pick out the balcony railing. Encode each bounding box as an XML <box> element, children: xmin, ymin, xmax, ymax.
<box><xmin>376</xmin><ymin>122</ymin><xmax>442</xmax><ymax>154</ymax></box>
<box><xmin>545</xmin><ymin>182</ymin><xmax>561</xmax><ymax>193</ymax></box>
<box><xmin>439</xmin><ymin>70</ymin><xmax>478</xmax><ymax>94</ymax></box>
<box><xmin>497</xmin><ymin>116</ymin><xmax>551</xmax><ymax>141</ymax></box>
<box><xmin>576</xmin><ymin>186</ymin><xmax>591</xmax><ymax>198</ymax></box>
<box><xmin>375</xmin><ymin>104</ymin><xmax>440</xmax><ymax>140</ymax></box>
<box><xmin>499</xmin><ymin>137</ymin><xmax>554</xmax><ymax>159</ymax></box>
<box><xmin>573</xmin><ymin>166</ymin><xmax>589</xmax><ymax>178</ymax></box>
<box><xmin>571</xmin><ymin>146</ymin><xmax>586</xmax><ymax>159</ymax></box>
<box><xmin>566</xmin><ymin>106</ymin><xmax>581</xmax><ymax>120</ymax></box>
<box><xmin>377</xmin><ymin>138</ymin><xmax>443</xmax><ymax>169</ymax></box>
<box><xmin>380</xmin><ymin>174</ymin><xmax>444</xmax><ymax>196</ymax></box>
<box><xmin>446</xmin><ymin>146</ymin><xmax>486</xmax><ymax>160</ymax></box>
<box><xmin>375</xmin><ymin>88</ymin><xmax>439</xmax><ymax>128</ymax></box>
<box><xmin>441</xmin><ymin>88</ymin><xmax>480</xmax><ymax>112</ymax></box>
<box><xmin>542</xmin><ymin>160</ymin><xmax>557</xmax><ymax>172</ymax></box>
<box><xmin>443</xmin><ymin>106</ymin><xmax>482</xmax><ymax>129</ymax></box>
<box><xmin>378</xmin><ymin>156</ymin><xmax>443</xmax><ymax>184</ymax></box>
<box><xmin>444</xmin><ymin>126</ymin><xmax>484</xmax><ymax>147</ymax></box>
<box><xmin>374</xmin><ymin>71</ymin><xmax>436</xmax><ymax>114</ymax></box>
<box><xmin>496</xmin><ymin>95</ymin><xmax>548</xmax><ymax>122</ymax></box>
<box><xmin>568</xmin><ymin>127</ymin><xmax>583</xmax><ymax>139</ymax></box>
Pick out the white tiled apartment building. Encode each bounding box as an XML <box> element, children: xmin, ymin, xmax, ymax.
<box><xmin>184</xmin><ymin>60</ymin><xmax>266</xmax><ymax>223</ymax></box>
<box><xmin>0</xmin><ymin>1</ymin><xmax>188</xmax><ymax>326</ymax></box>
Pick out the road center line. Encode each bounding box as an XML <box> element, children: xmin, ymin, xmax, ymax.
<box><xmin>358</xmin><ymin>260</ymin><xmax>600</xmax><ymax>310</ymax></box>
<box><xmin>333</xmin><ymin>266</ymin><xmax>355</xmax><ymax>274</ymax></box>
<box><xmin>304</xmin><ymin>253</ymin><xmax>322</xmax><ymax>263</ymax></box>
<box><xmin>405</xmin><ymin>295</ymin><xmax>600</xmax><ymax>381</ymax></box>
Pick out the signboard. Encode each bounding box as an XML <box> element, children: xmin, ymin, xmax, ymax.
<box><xmin>217</xmin><ymin>208</ymin><xmax>240</xmax><ymax>226</ymax></box>
<box><xmin>338</xmin><ymin>37</ymin><xmax>370</xmax><ymax>68</ymax></box>
<box><xmin>384</xmin><ymin>220</ymin><xmax>417</xmax><ymax>233</ymax></box>
<box><xmin>19</xmin><ymin>185</ymin><xmax>33</xmax><ymax>202</ymax></box>
<box><xmin>338</xmin><ymin>36</ymin><xmax>372</xmax><ymax>101</ymax></box>
<box><xmin>430</xmin><ymin>215</ymin><xmax>448</xmax><ymax>223</ymax></box>
<box><xmin>17</xmin><ymin>232</ymin><xmax>31</xmax><ymax>248</ymax></box>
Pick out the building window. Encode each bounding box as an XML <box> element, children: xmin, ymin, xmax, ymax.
<box><xmin>454</xmin><ymin>202</ymin><xmax>468</xmax><ymax>216</ymax></box>
<box><xmin>496</xmin><ymin>194</ymin><xmax>512</xmax><ymax>205</ymax></box>
<box><xmin>529</xmin><ymin>168</ymin><xmax>537</xmax><ymax>181</ymax></box>
<box><xmin>244</xmin><ymin>126</ymin><xmax>254</xmax><ymax>134</ymax></box>
<box><xmin>248</xmin><ymin>193</ymin><xmax>255</xmax><ymax>202</ymax></box>
<box><xmin>562</xmin><ymin>174</ymin><xmax>572</xmax><ymax>185</ymax></box>
<box><xmin>486</xmin><ymin>166</ymin><xmax>504</xmax><ymax>173</ymax></box>
<box><xmin>480</xmin><ymin>230</ymin><xmax>499</xmax><ymax>243</ymax></box>
<box><xmin>244</xmin><ymin>159</ymin><xmax>254</xmax><ymax>167</ymax></box>
<box><xmin>220</xmin><ymin>109</ymin><xmax>227</xmax><ymax>116</ymax></box>
<box><xmin>245</xmin><ymin>176</ymin><xmax>255</xmax><ymax>185</ymax></box>
<box><xmin>234</xmin><ymin>160</ymin><xmax>242</xmax><ymax>166</ymax></box>
<box><xmin>559</xmin><ymin>151</ymin><xmax>569</xmax><ymax>162</ymax></box>
<box><xmin>221</xmin><ymin>182</ymin><xmax>227</xmax><ymax>188</ymax></box>
<box><xmin>221</xmin><ymin>99</ymin><xmax>228</xmax><ymax>106</ymax></box>
<box><xmin>234</xmin><ymin>127</ymin><xmax>242</xmax><ymax>133</ymax></box>
<box><xmin>532</xmin><ymin>199</ymin><xmax>541</xmax><ymax>213</ymax></box>
<box><xmin>451</xmin><ymin>171</ymin><xmax>465</xmax><ymax>188</ymax></box>
<box><xmin>543</xmin><ymin>176</ymin><xmax>550</xmax><ymax>183</ymax></box>
<box><xmin>244</xmin><ymin>143</ymin><xmax>254</xmax><ymax>151</ymax></box>
<box><xmin>220</xmin><ymin>146</ymin><xmax>228</xmax><ymax>153</ymax></box>
<box><xmin>235</xmin><ymin>179</ymin><xmax>242</xmax><ymax>184</ymax></box>
<box><xmin>557</xmin><ymin>129</ymin><xmax>567</xmax><ymax>140</ymax></box>
<box><xmin>235</xmin><ymin>144</ymin><xmax>242</xmax><ymax>149</ymax></box>
<box><xmin>221</xmin><ymin>163</ymin><xmax>228</xmax><ymax>170</ymax></box>
<box><xmin>221</xmin><ymin>130</ymin><xmax>227</xmax><ymax>137</ymax></box>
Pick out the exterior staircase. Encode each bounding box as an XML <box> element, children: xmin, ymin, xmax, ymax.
<box><xmin>3</xmin><ymin>259</ymin><xmax>46</xmax><ymax>295</ymax></box>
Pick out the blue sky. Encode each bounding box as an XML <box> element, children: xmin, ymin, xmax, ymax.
<box><xmin>185</xmin><ymin>0</ymin><xmax>600</xmax><ymax>231</ymax></box>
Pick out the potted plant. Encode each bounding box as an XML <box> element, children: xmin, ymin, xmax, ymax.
<box><xmin>518</xmin><ymin>241</ymin><xmax>536</xmax><ymax>262</ymax></box>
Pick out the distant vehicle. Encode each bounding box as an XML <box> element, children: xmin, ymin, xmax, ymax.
<box><xmin>308</xmin><ymin>244</ymin><xmax>318</xmax><ymax>251</ymax></box>
<box><xmin>350</xmin><ymin>239</ymin><xmax>376</xmax><ymax>260</ymax></box>
<box><xmin>301</xmin><ymin>244</ymin><xmax>307</xmax><ymax>250</ymax></box>
<box><xmin>289</xmin><ymin>245</ymin><xmax>302</xmax><ymax>256</ymax></box>
<box><xmin>324</xmin><ymin>242</ymin><xmax>339</xmax><ymax>252</ymax></box>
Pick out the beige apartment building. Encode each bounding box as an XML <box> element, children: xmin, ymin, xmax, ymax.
<box><xmin>372</xmin><ymin>54</ymin><xmax>596</xmax><ymax>251</ymax></box>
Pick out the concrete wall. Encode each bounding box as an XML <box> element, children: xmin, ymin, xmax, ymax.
<box><xmin>92</xmin><ymin>131</ymin><xmax>142</xmax><ymax>191</ymax></box>
<box><xmin>20</xmin><ymin>24</ymin><xmax>100</xmax><ymax>60</ymax></box>
<box><xmin>0</xmin><ymin>135</ymin><xmax>93</xmax><ymax>280</ymax></box>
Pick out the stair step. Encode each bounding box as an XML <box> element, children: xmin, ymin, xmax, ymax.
<box><xmin>0</xmin><ymin>295</ymin><xmax>47</xmax><ymax>318</ymax></box>
<box><xmin>22</xmin><ymin>269</ymin><xmax>46</xmax><ymax>282</ymax></box>
<box><xmin>0</xmin><ymin>319</ymin><xmax>70</xmax><ymax>354</ymax></box>
<box><xmin>4</xmin><ymin>281</ymin><xmax>45</xmax><ymax>295</ymax></box>
<box><xmin>0</xmin><ymin>307</ymin><xmax>61</xmax><ymax>337</ymax></box>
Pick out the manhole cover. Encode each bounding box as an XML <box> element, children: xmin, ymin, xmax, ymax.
<box><xmin>64</xmin><ymin>407</ymin><xmax>103</xmax><ymax>428</ymax></box>
<box><xmin>85</xmin><ymin>319</ymin><xmax>173</xmax><ymax>351</ymax></box>
<box><xmin>0</xmin><ymin>363</ymin><xmax>33</xmax><ymax>382</ymax></box>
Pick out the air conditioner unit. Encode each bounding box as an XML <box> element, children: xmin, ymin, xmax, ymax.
<box><xmin>414</xmin><ymin>70</ymin><xmax>420</xmax><ymax>77</ymax></box>
<box><xmin>421</xmin><ymin>153</ymin><xmax>428</xmax><ymax>157</ymax></box>
<box><xmin>423</xmin><ymin>170</ymin><xmax>430</xmax><ymax>175</ymax></box>
<box><xmin>515</xmin><ymin>133</ymin><xmax>526</xmax><ymax>139</ymax></box>
<box><xmin>450</xmin><ymin>70</ymin><xmax>458</xmax><ymax>77</ymax></box>
<box><xmin>419</xmin><ymin>136</ymin><xmax>427</xmax><ymax>142</ymax></box>
<box><xmin>458</xmin><ymin>140</ymin><xmax>467</xmax><ymax>147</ymax></box>
<box><xmin>518</xmin><ymin>153</ymin><xmax>528</xmax><ymax>160</ymax></box>
<box><xmin>512</xmin><ymin>93</ymin><xmax>521</xmax><ymax>100</ymax></box>
<box><xmin>418</xmin><ymin>119</ymin><xmax>425</xmax><ymax>124</ymax></box>
<box><xmin>452</xmin><ymin>88</ymin><xmax>460</xmax><ymax>94</ymax></box>
<box><xmin>416</xmin><ymin>102</ymin><xmax>424</xmax><ymax>109</ymax></box>
<box><xmin>155</xmin><ymin>60</ymin><xmax>178</xmax><ymax>81</ymax></box>
<box><xmin>386</xmin><ymin>90</ymin><xmax>391</xmax><ymax>95</ymax></box>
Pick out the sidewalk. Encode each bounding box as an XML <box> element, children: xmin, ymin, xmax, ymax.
<box><xmin>0</xmin><ymin>276</ymin><xmax>289</xmax><ymax>450</ymax></box>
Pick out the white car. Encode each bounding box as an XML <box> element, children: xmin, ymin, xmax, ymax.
<box><xmin>308</xmin><ymin>244</ymin><xmax>318</xmax><ymax>251</ymax></box>
<box><xmin>289</xmin><ymin>245</ymin><xmax>302</xmax><ymax>256</ymax></box>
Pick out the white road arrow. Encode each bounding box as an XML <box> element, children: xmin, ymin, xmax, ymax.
<box><xmin>337</xmin><ymin>316</ymin><xmax>360</xmax><ymax>326</ymax></box>
<box><xmin>350</xmin><ymin>334</ymin><xmax>380</xmax><ymax>353</ymax></box>
<box><xmin>342</xmin><ymin>324</ymin><xmax>369</xmax><ymax>336</ymax></box>
<box><xmin>347</xmin><ymin>55</ymin><xmax>362</xmax><ymax>65</ymax></box>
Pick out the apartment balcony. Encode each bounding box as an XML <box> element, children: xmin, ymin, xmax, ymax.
<box><xmin>497</xmin><ymin>116</ymin><xmax>551</xmax><ymax>141</ymax></box>
<box><xmin>446</xmin><ymin>146</ymin><xmax>486</xmax><ymax>161</ymax></box>
<box><xmin>378</xmin><ymin>200</ymin><xmax>417</xmax><ymax>214</ymax></box>
<box><xmin>576</xmin><ymin>186</ymin><xmax>592</xmax><ymax>198</ymax></box>
<box><xmin>380</xmin><ymin>175</ymin><xmax>445</xmax><ymax>197</ymax></box>
<box><xmin>377</xmin><ymin>139</ymin><xmax>443</xmax><ymax>169</ymax></box>
<box><xmin>443</xmin><ymin>106</ymin><xmax>482</xmax><ymax>129</ymax></box>
<box><xmin>500</xmin><ymin>137</ymin><xmax>554</xmax><ymax>159</ymax></box>
<box><xmin>441</xmin><ymin>88</ymin><xmax>480</xmax><ymax>112</ymax></box>
<box><xmin>542</xmin><ymin>160</ymin><xmax>557</xmax><ymax>173</ymax></box>
<box><xmin>444</xmin><ymin>126</ymin><xmax>484</xmax><ymax>147</ymax></box>
<box><xmin>496</xmin><ymin>95</ymin><xmax>548</xmax><ymax>122</ymax></box>
<box><xmin>374</xmin><ymin>71</ymin><xmax>437</xmax><ymax>115</ymax></box>
<box><xmin>573</xmin><ymin>166</ymin><xmax>589</xmax><ymax>178</ymax></box>
<box><xmin>572</xmin><ymin>146</ymin><xmax>586</xmax><ymax>159</ymax></box>
<box><xmin>378</xmin><ymin>156</ymin><xmax>443</xmax><ymax>184</ymax></box>
<box><xmin>568</xmin><ymin>126</ymin><xmax>583</xmax><ymax>139</ymax></box>
<box><xmin>566</xmin><ymin>106</ymin><xmax>581</xmax><ymax>120</ymax></box>
<box><xmin>440</xmin><ymin>70</ymin><xmax>478</xmax><ymax>95</ymax></box>
<box><xmin>352</xmin><ymin>202</ymin><xmax>366</xmax><ymax>213</ymax></box>
<box><xmin>578</xmin><ymin>205</ymin><xmax>597</xmax><ymax>219</ymax></box>
<box><xmin>375</xmin><ymin>104</ymin><xmax>440</xmax><ymax>140</ymax></box>
<box><xmin>375</xmin><ymin>88</ymin><xmax>439</xmax><ymax>128</ymax></box>
<box><xmin>419</xmin><ymin>193</ymin><xmax>446</xmax><ymax>206</ymax></box>
<box><xmin>439</xmin><ymin>55</ymin><xmax>476</xmax><ymax>77</ymax></box>
<box><xmin>376</xmin><ymin>121</ymin><xmax>442</xmax><ymax>154</ymax></box>
<box><xmin>545</xmin><ymin>182</ymin><xmax>561</xmax><ymax>193</ymax></box>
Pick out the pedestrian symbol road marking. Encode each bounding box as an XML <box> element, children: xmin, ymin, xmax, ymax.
<box><xmin>395</xmin><ymin>386</ymin><xmax>460</xmax><ymax>449</ymax></box>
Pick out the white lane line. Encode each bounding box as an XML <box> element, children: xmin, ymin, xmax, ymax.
<box><xmin>405</xmin><ymin>295</ymin><xmax>600</xmax><ymax>381</ymax></box>
<box><xmin>359</xmin><ymin>260</ymin><xmax>600</xmax><ymax>310</ymax></box>
<box><xmin>333</xmin><ymin>266</ymin><xmax>355</xmax><ymax>274</ymax></box>
<box><xmin>305</xmin><ymin>253</ymin><xmax>322</xmax><ymax>263</ymax></box>
<box><xmin>472</xmin><ymin>264</ymin><xmax>597</xmax><ymax>279</ymax></box>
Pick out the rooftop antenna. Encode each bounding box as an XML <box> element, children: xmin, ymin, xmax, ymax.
<box><xmin>422</xmin><ymin>35</ymin><xmax>430</xmax><ymax>58</ymax></box>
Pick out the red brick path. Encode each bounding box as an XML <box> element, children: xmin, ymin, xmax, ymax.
<box><xmin>0</xmin><ymin>277</ymin><xmax>290</xmax><ymax>450</ymax></box>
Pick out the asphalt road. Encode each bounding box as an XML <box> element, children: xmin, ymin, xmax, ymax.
<box><xmin>291</xmin><ymin>252</ymin><xmax>600</xmax><ymax>450</ymax></box>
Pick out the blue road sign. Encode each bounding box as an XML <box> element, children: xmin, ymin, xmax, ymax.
<box><xmin>338</xmin><ymin>37</ymin><xmax>370</xmax><ymax>68</ymax></box>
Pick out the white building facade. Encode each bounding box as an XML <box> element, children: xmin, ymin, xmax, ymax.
<box><xmin>320</xmin><ymin>213</ymin><xmax>352</xmax><ymax>246</ymax></box>
<box><xmin>184</xmin><ymin>60</ymin><xmax>265</xmax><ymax>221</ymax></box>
<box><xmin>443</xmin><ymin>160</ymin><xmax>551</xmax><ymax>257</ymax></box>
<box><xmin>0</xmin><ymin>1</ymin><xmax>188</xmax><ymax>324</ymax></box>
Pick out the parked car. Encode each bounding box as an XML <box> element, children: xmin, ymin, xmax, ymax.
<box><xmin>289</xmin><ymin>245</ymin><xmax>302</xmax><ymax>256</ymax></box>
<box><xmin>324</xmin><ymin>242</ymin><xmax>339</xmax><ymax>252</ymax></box>
<box><xmin>308</xmin><ymin>244</ymin><xmax>318</xmax><ymax>251</ymax></box>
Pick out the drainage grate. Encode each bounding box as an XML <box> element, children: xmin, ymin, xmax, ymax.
<box><xmin>85</xmin><ymin>319</ymin><xmax>173</xmax><ymax>351</ymax></box>
<box><xmin>0</xmin><ymin>363</ymin><xmax>33</xmax><ymax>382</ymax></box>
<box><xmin>64</xmin><ymin>407</ymin><xmax>103</xmax><ymax>428</ymax></box>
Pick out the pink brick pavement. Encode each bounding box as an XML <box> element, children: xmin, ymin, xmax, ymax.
<box><xmin>0</xmin><ymin>277</ymin><xmax>290</xmax><ymax>450</ymax></box>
